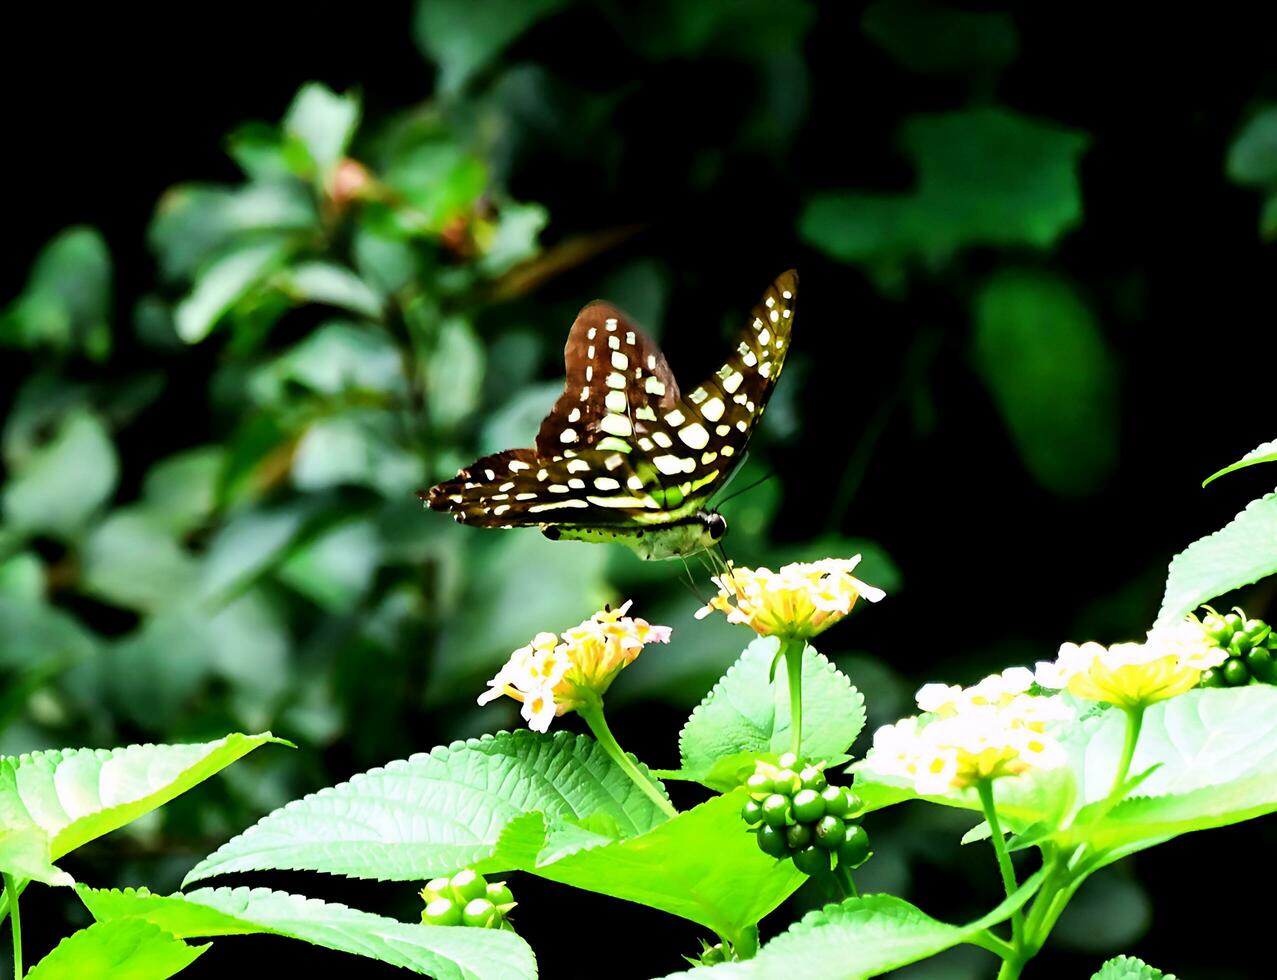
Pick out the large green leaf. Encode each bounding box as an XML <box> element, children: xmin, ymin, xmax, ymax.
<box><xmin>284</xmin><ymin>83</ymin><xmax>360</xmax><ymax>177</ymax></box>
<box><xmin>0</xmin><ymin>827</ymin><xmax>70</xmax><ymax>886</ymax></box>
<box><xmin>79</xmin><ymin>885</ymin><xmax>536</xmax><ymax>980</ymax></box>
<box><xmin>677</xmin><ymin>639</ymin><xmax>865</xmax><ymax>789</ymax></box>
<box><xmin>659</xmin><ymin>872</ymin><xmax>1041</xmax><ymax>979</ymax></box>
<box><xmin>80</xmin><ymin>509</ymin><xmax>198</xmax><ymax>612</ymax></box>
<box><xmin>0</xmin><ymin>733</ymin><xmax>285</xmax><ymax>865</ymax></box>
<box><xmin>1092</xmin><ymin>955</ymin><xmax>1177</xmax><ymax>980</ymax></box>
<box><xmin>800</xmin><ymin>108</ymin><xmax>1087</xmax><ymax>265</ymax></box>
<box><xmin>498</xmin><ymin>790</ymin><xmax>804</xmax><ymax>941</ymax></box>
<box><xmin>249</xmin><ymin>321</ymin><xmax>405</xmax><ymax>403</ymax></box>
<box><xmin>1157</xmin><ymin>490</ymin><xmax>1277</xmax><ymax>626</ymax></box>
<box><xmin>2</xmin><ymin>408</ymin><xmax>118</xmax><ymax>537</ymax></box>
<box><xmin>26</xmin><ymin>919</ymin><xmax>206</xmax><ymax>980</ymax></box>
<box><xmin>184</xmin><ymin>729</ymin><xmax>670</xmax><ymax>885</ymax></box>
<box><xmin>1202</xmin><ymin>437</ymin><xmax>1277</xmax><ymax>486</ymax></box>
<box><xmin>972</xmin><ymin>270</ymin><xmax>1117</xmax><ymax>496</ymax></box>
<box><xmin>0</xmin><ymin>227</ymin><xmax>112</xmax><ymax>358</ymax></box>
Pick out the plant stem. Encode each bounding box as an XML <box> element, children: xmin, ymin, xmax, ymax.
<box><xmin>835</xmin><ymin>862</ymin><xmax>859</xmax><ymax>899</ymax></box>
<box><xmin>3</xmin><ymin>873</ymin><xmax>21</xmax><ymax>980</ymax></box>
<box><xmin>782</xmin><ymin>638</ymin><xmax>806</xmax><ymax>757</ymax></box>
<box><xmin>1105</xmin><ymin>706</ymin><xmax>1145</xmax><ymax>809</ymax></box>
<box><xmin>977</xmin><ymin>780</ymin><xmax>1023</xmax><ymax>949</ymax></box>
<box><xmin>578</xmin><ymin>701</ymin><xmax>678</xmax><ymax>819</ymax></box>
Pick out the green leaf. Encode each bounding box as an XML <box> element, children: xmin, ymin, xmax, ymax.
<box><xmin>26</xmin><ymin>919</ymin><xmax>206</xmax><ymax>980</ymax></box>
<box><xmin>0</xmin><ymin>733</ymin><xmax>285</xmax><ymax>861</ymax></box>
<box><xmin>284</xmin><ymin>83</ymin><xmax>360</xmax><ymax>177</ymax></box>
<box><xmin>174</xmin><ymin>240</ymin><xmax>291</xmax><ymax>343</ymax></box>
<box><xmin>250</xmin><ymin>321</ymin><xmax>406</xmax><ymax>403</ymax></box>
<box><xmin>1227</xmin><ymin>106</ymin><xmax>1277</xmax><ymax>187</ymax></box>
<box><xmin>291</xmin><ymin>411</ymin><xmax>425</xmax><ymax>498</ymax></box>
<box><xmin>477</xmin><ymin>201</ymin><xmax>548</xmax><ymax>277</ymax></box>
<box><xmin>2</xmin><ymin>408</ymin><xmax>118</xmax><ymax>537</ymax></box>
<box><xmin>659</xmin><ymin>871</ymin><xmax>1042</xmax><ymax>979</ymax></box>
<box><xmin>79</xmin><ymin>885</ymin><xmax>536</xmax><ymax>980</ymax></box>
<box><xmin>0</xmin><ymin>827</ymin><xmax>72</xmax><ymax>886</ymax></box>
<box><xmin>425</xmin><ymin>318</ymin><xmax>486</xmax><ymax>428</ymax></box>
<box><xmin>503</xmin><ymin>790</ymin><xmax>804</xmax><ymax>940</ymax></box>
<box><xmin>861</xmin><ymin>0</ymin><xmax>1017</xmax><ymax>76</ymax></box>
<box><xmin>0</xmin><ymin>552</ymin><xmax>43</xmax><ymax>603</ymax></box>
<box><xmin>1157</xmin><ymin>490</ymin><xmax>1277</xmax><ymax>626</ymax></box>
<box><xmin>80</xmin><ymin>509</ymin><xmax>198</xmax><ymax>612</ymax></box>
<box><xmin>282</xmin><ymin>262</ymin><xmax>383</xmax><ymax>318</ymax></box>
<box><xmin>800</xmin><ymin>108</ymin><xmax>1087</xmax><ymax>265</ymax></box>
<box><xmin>184</xmin><ymin>729</ymin><xmax>670</xmax><ymax>885</ymax></box>
<box><xmin>1092</xmin><ymin>955</ymin><xmax>1177</xmax><ymax>980</ymax></box>
<box><xmin>413</xmin><ymin>0</ymin><xmax>573</xmax><ymax>95</ymax></box>
<box><xmin>139</xmin><ymin>447</ymin><xmax>225</xmax><ymax>535</ymax></box>
<box><xmin>0</xmin><ymin>595</ymin><xmax>95</xmax><ymax>673</ymax></box>
<box><xmin>678</xmin><ymin>638</ymin><xmax>865</xmax><ymax>789</ymax></box>
<box><xmin>1202</xmin><ymin>437</ymin><xmax>1277</xmax><ymax>486</ymax></box>
<box><xmin>277</xmin><ymin>518</ymin><xmax>381</xmax><ymax>612</ymax></box>
<box><xmin>972</xmin><ymin>270</ymin><xmax>1117</xmax><ymax>496</ymax></box>
<box><xmin>0</xmin><ymin>227</ymin><xmax>112</xmax><ymax>358</ymax></box>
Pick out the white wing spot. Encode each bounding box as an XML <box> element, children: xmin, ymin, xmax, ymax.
<box><xmin>517</xmin><ymin>492</ymin><xmax>537</xmax><ymax>500</ymax></box>
<box><xmin>635</xmin><ymin>405</ymin><xmax>657</xmax><ymax>421</ymax></box>
<box><xmin>742</xmin><ymin>350</ymin><xmax>758</xmax><ymax>367</ymax></box>
<box><xmin>689</xmin><ymin>387</ymin><xmax>708</xmax><ymax>404</ymax></box>
<box><xmin>605</xmin><ymin>454</ymin><xmax>625</xmax><ymax>470</ymax></box>
<box><xmin>605</xmin><ymin>389</ymin><xmax>627</xmax><ymax>413</ymax></box>
<box><xmin>736</xmin><ymin>420</ymin><xmax>748</xmax><ymax>431</ymax></box>
<box><xmin>654</xmin><ymin>454</ymin><xmax>692</xmax><ymax>476</ymax></box>
<box><xmin>638</xmin><ymin>437</ymin><xmax>653</xmax><ymax>451</ymax></box>
<box><xmin>494</xmin><ymin>504</ymin><xmax>511</xmax><ymax>516</ymax></box>
<box><xmin>647</xmin><ymin>355</ymin><xmax>656</xmax><ymax>369</ymax></box>
<box><xmin>652</xmin><ymin>431</ymin><xmax>673</xmax><ymax>448</ymax></box>
<box><xmin>701</xmin><ymin>451</ymin><xmax>718</xmax><ymax>465</ymax></box>
<box><xmin>611</xmin><ymin>351</ymin><xmax>629</xmax><ymax>370</ymax></box>
<box><xmin>626</xmin><ymin>331</ymin><xmax>636</xmax><ymax>344</ymax></box>
<box><xmin>721</xmin><ymin>445</ymin><xmax>735</xmax><ymax>456</ymax></box>
<box><xmin>769</xmin><ymin>310</ymin><xmax>779</xmax><ymax>324</ymax></box>
<box><xmin>678</xmin><ymin>422</ymin><xmax>710</xmax><ymax>449</ymax></box>
<box><xmin>568</xmin><ymin>478</ymin><xmax>585</xmax><ymax>489</ymax></box>
<box><xmin>759</xmin><ymin>362</ymin><xmax>773</xmax><ymax>378</ymax></box>
<box><xmin>759</xmin><ymin>328</ymin><xmax>772</xmax><ymax>344</ymax></box>
<box><xmin>549</xmin><ymin>484</ymin><xmax>569</xmax><ymax>493</ymax></box>
<box><xmin>587</xmin><ymin>327</ymin><xmax>597</xmax><ymax>340</ymax></box>
<box><xmin>765</xmin><ymin>296</ymin><xmax>775</xmax><ymax>308</ymax></box>
<box><xmin>579</xmin><ymin>385</ymin><xmax>591</xmax><ymax>401</ymax></box>
<box><xmin>560</xmin><ymin>427</ymin><xmax>578</xmax><ymax>444</ymax></box>
<box><xmin>701</xmin><ymin>396</ymin><xmax>725</xmax><ymax>421</ymax></box>
<box><xmin>537</xmin><ymin>468</ymin><xmax>549</xmax><ymax>480</ymax></box>
<box><xmin>509</xmin><ymin>461</ymin><xmax>529</xmax><ymax>472</ymax></box>
<box><xmin>644</xmin><ymin>377</ymin><xmax>666</xmax><ymax>396</ymax></box>
<box><xmin>492</xmin><ymin>494</ymin><xmax>508</xmax><ymax>501</ymax></box>
<box><xmin>567</xmin><ymin>459</ymin><xmax>590</xmax><ymax>473</ymax></box>
<box><xmin>586</xmin><ymin>365</ymin><xmax>594</xmax><ymax>382</ymax></box>
<box><xmin>499</xmin><ymin>481</ymin><xmax>515</xmax><ymax>492</ymax></box>
<box><xmin>594</xmin><ymin>476</ymin><xmax>620</xmax><ymax>491</ymax></box>
<box><xmin>715</xmin><ymin>424</ymin><xmax>730</xmax><ymax>436</ymax></box>
<box><xmin>627</xmin><ymin>475</ymin><xmax>644</xmax><ymax>490</ymax></box>
<box><xmin>568</xmin><ymin>407</ymin><xmax>581</xmax><ymax>423</ymax></box>
<box><xmin>608</xmin><ymin>335</ymin><xmax>620</xmax><ymax>351</ymax></box>
<box><xmin>529</xmin><ymin>499</ymin><xmax>589</xmax><ymax>513</ymax></box>
<box><xmin>783</xmin><ymin>309</ymin><xmax>792</xmax><ymax>319</ymax></box>
<box><xmin>605</xmin><ymin>318</ymin><xmax>618</xmax><ymax>331</ymax></box>
<box><xmin>606</xmin><ymin>372</ymin><xmax>626</xmax><ymax>389</ymax></box>
<box><xmin>484</xmin><ymin>469</ymin><xmax>495</xmax><ymax>480</ymax></box>
<box><xmin>782</xmin><ymin>290</ymin><xmax>792</xmax><ymax>299</ymax></box>
<box><xmin>600</xmin><ymin>414</ymin><xmax>632</xmax><ymax>437</ymax></box>
<box><xmin>588</xmin><ymin>345</ymin><xmax>596</xmax><ymax>358</ymax></box>
<box><xmin>723</xmin><ymin>371</ymin><xmax>744</xmax><ymax>393</ymax></box>
<box><xmin>665</xmin><ymin>409</ymin><xmax>686</xmax><ymax>425</ymax></box>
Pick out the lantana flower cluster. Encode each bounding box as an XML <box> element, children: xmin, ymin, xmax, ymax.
<box><xmin>478</xmin><ymin>601</ymin><xmax>671</xmax><ymax>731</ymax></box>
<box><xmin>867</xmin><ymin>668</ymin><xmax>1072</xmax><ymax>795</ymax></box>
<box><xmin>695</xmin><ymin>556</ymin><xmax>885</xmax><ymax>639</ymax></box>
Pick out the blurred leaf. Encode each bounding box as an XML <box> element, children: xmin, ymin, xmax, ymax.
<box><xmin>477</xmin><ymin>201</ymin><xmax>548</xmax><ymax>276</ymax></box>
<box><xmin>1157</xmin><ymin>489</ymin><xmax>1277</xmax><ymax>626</ymax></box>
<box><xmin>1053</xmin><ymin>874</ymin><xmax>1150</xmax><ymax>952</ymax></box>
<box><xmin>1226</xmin><ymin>106</ymin><xmax>1277</xmax><ymax>187</ymax></box>
<box><xmin>281</xmin><ymin>261</ymin><xmax>383</xmax><ymax>318</ymax></box>
<box><xmin>0</xmin><ymin>552</ymin><xmax>43</xmax><ymax>603</ymax></box>
<box><xmin>678</xmin><ymin>639</ymin><xmax>866</xmax><ymax>789</ymax></box>
<box><xmin>380</xmin><ymin>141</ymin><xmax>488</xmax><ymax>236</ymax></box>
<box><xmin>25</xmin><ymin>919</ymin><xmax>207</xmax><ymax>980</ymax></box>
<box><xmin>292</xmin><ymin>411</ymin><xmax>424</xmax><ymax>497</ymax></box>
<box><xmin>413</xmin><ymin>0</ymin><xmax>573</xmax><ymax>95</ymax></box>
<box><xmin>1092</xmin><ymin>955</ymin><xmax>1177</xmax><ymax>980</ymax></box>
<box><xmin>1201</xmin><ymin>437</ymin><xmax>1277</xmax><ymax>486</ymax></box>
<box><xmin>277</xmin><ymin>517</ymin><xmax>381</xmax><ymax>612</ymax></box>
<box><xmin>81</xmin><ymin>509</ymin><xmax>199</xmax><ymax>612</ymax></box>
<box><xmin>251</xmin><ymin>321</ymin><xmax>406</xmax><ymax>403</ymax></box>
<box><xmin>79</xmin><ymin>885</ymin><xmax>537</xmax><ymax>980</ymax></box>
<box><xmin>140</xmin><ymin>446</ymin><xmax>226</xmax><ymax>535</ymax></box>
<box><xmin>283</xmin><ymin>83</ymin><xmax>360</xmax><ymax>178</ymax></box>
<box><xmin>0</xmin><ymin>732</ymin><xmax>286</xmax><ymax>860</ymax></box>
<box><xmin>0</xmin><ymin>596</ymin><xmax>95</xmax><ymax>672</ymax></box>
<box><xmin>425</xmin><ymin>318</ymin><xmax>486</xmax><ymax>428</ymax></box>
<box><xmin>862</xmin><ymin>0</ymin><xmax>1018</xmax><ymax>76</ymax></box>
<box><xmin>801</xmin><ymin>108</ymin><xmax>1087</xmax><ymax>264</ymax></box>
<box><xmin>0</xmin><ymin>226</ymin><xmax>112</xmax><ymax>358</ymax></box>
<box><xmin>972</xmin><ymin>270</ymin><xmax>1117</xmax><ymax>496</ymax></box>
<box><xmin>149</xmin><ymin>183</ymin><xmax>315</xmax><ymax>281</ymax></box>
<box><xmin>352</xmin><ymin>227</ymin><xmax>421</xmax><ymax>295</ymax></box>
<box><xmin>477</xmin><ymin>381</ymin><xmax>561</xmax><ymax>456</ymax></box>
<box><xmin>601</xmin><ymin>0</ymin><xmax>814</xmax><ymax>60</ymax></box>
<box><xmin>175</xmin><ymin>240</ymin><xmax>293</xmax><ymax>343</ymax></box>
<box><xmin>198</xmin><ymin>502</ymin><xmax>319</xmax><ymax>603</ymax></box>
<box><xmin>2</xmin><ymin>408</ymin><xmax>119</xmax><ymax>537</ymax></box>
<box><xmin>184</xmin><ymin>730</ymin><xmax>669</xmax><ymax>884</ymax></box>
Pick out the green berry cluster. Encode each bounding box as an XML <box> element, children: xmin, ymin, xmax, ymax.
<box><xmin>419</xmin><ymin>869</ymin><xmax>516</xmax><ymax>929</ymax></box>
<box><xmin>1197</xmin><ymin>610</ymin><xmax>1277</xmax><ymax>688</ymax></box>
<box><xmin>740</xmin><ymin>753</ymin><xmax>871</xmax><ymax>877</ymax></box>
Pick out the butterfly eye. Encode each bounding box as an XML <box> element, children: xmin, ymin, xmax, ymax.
<box><xmin>707</xmin><ymin>513</ymin><xmax>728</xmax><ymax>540</ymax></box>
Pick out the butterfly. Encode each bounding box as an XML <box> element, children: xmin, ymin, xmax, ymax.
<box><xmin>422</xmin><ymin>270</ymin><xmax>797</xmax><ymax>560</ymax></box>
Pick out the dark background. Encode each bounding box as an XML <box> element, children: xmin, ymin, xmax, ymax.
<box><xmin>3</xmin><ymin>2</ymin><xmax>1277</xmax><ymax>977</ymax></box>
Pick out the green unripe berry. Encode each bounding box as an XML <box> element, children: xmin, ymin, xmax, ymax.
<box><xmin>485</xmin><ymin>881</ymin><xmax>514</xmax><ymax>907</ymax></box>
<box><xmin>1246</xmin><ymin>647</ymin><xmax>1277</xmax><ymax>683</ymax></box>
<box><xmin>842</xmin><ymin>789</ymin><xmax>863</xmax><ymax>816</ymax></box>
<box><xmin>450</xmin><ymin>869</ymin><xmax>488</xmax><ymax>903</ymax></box>
<box><xmin>814</xmin><ymin>815</ymin><xmax>847</xmax><ymax>850</ymax></box>
<box><xmin>1224</xmin><ymin>612</ymin><xmax>1243</xmax><ymax>630</ymax></box>
<box><xmin>1200</xmin><ymin>668</ymin><xmax>1225</xmax><ymax>688</ymax></box>
<box><xmin>792</xmin><ymin>844</ymin><xmax>833</xmax><ymax>876</ymax></box>
<box><xmin>777</xmin><ymin>751</ymin><xmax>799</xmax><ymax>770</ymax></box>
<box><xmin>791</xmin><ymin>788</ymin><xmax>825</xmax><ymax>823</ymax></box>
<box><xmin>1204</xmin><ymin>618</ymin><xmax>1233</xmax><ymax>644</ymax></box>
<box><xmin>1228</xmin><ymin>632</ymin><xmax>1251</xmax><ymax>656</ymax></box>
<box><xmin>422</xmin><ymin>897</ymin><xmax>462</xmax><ymax>926</ymax></box>
<box><xmin>757</xmin><ymin>824</ymin><xmax>789</xmax><ymax>858</ymax></box>
<box><xmin>799</xmin><ymin>765</ymin><xmax>827</xmax><ymax>791</ymax></box>
<box><xmin>741</xmin><ymin>798</ymin><xmax>764</xmax><ymax>825</ymax></box>
<box><xmin>773</xmin><ymin>768</ymin><xmax>802</xmax><ymax>796</ymax></box>
<box><xmin>1245</xmin><ymin>619</ymin><xmax>1270</xmax><ymax>643</ymax></box>
<box><xmin>1223</xmin><ymin>659</ymin><xmax>1252</xmax><ymax>687</ymax></box>
<box><xmin>463</xmin><ymin>898</ymin><xmax>498</xmax><ymax>928</ymax></box>
<box><xmin>838</xmin><ymin>825</ymin><xmax>872</xmax><ymax>869</ymax></box>
<box><xmin>761</xmin><ymin>793</ymin><xmax>792</xmax><ymax>827</ymax></box>
<box><xmin>1266</xmin><ymin>630</ymin><xmax>1277</xmax><ymax>650</ymax></box>
<box><xmin>786</xmin><ymin>822</ymin><xmax>814</xmax><ymax>850</ymax></box>
<box><xmin>820</xmin><ymin>785</ymin><xmax>849</xmax><ymax>817</ymax></box>
<box><xmin>423</xmin><ymin>876</ymin><xmax>450</xmax><ymax>901</ymax></box>
<box><xmin>746</xmin><ymin>772</ymin><xmax>774</xmax><ymax>798</ymax></box>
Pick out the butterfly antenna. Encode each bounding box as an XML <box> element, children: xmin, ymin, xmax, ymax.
<box><xmin>678</xmin><ymin>555</ymin><xmax>710</xmax><ymax>604</ymax></box>
<box><xmin>714</xmin><ymin>468</ymin><xmax>777</xmax><ymax>509</ymax></box>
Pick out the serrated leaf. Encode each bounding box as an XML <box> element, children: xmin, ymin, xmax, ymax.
<box><xmin>659</xmin><ymin>871</ymin><xmax>1042</xmax><ymax>979</ymax></box>
<box><xmin>1202</xmin><ymin>438</ymin><xmax>1277</xmax><ymax>486</ymax></box>
<box><xmin>26</xmin><ymin>918</ymin><xmax>207</xmax><ymax>980</ymax></box>
<box><xmin>78</xmin><ymin>885</ymin><xmax>535</xmax><ymax>980</ymax></box>
<box><xmin>499</xmin><ymin>790</ymin><xmax>804</xmax><ymax>940</ymax></box>
<box><xmin>1091</xmin><ymin>955</ymin><xmax>1177</xmax><ymax>980</ymax></box>
<box><xmin>0</xmin><ymin>733</ymin><xmax>285</xmax><ymax>862</ymax></box>
<box><xmin>678</xmin><ymin>638</ymin><xmax>865</xmax><ymax>788</ymax></box>
<box><xmin>184</xmin><ymin>729</ymin><xmax>670</xmax><ymax>885</ymax></box>
<box><xmin>0</xmin><ymin>826</ymin><xmax>72</xmax><ymax>886</ymax></box>
<box><xmin>1157</xmin><ymin>489</ymin><xmax>1277</xmax><ymax>626</ymax></box>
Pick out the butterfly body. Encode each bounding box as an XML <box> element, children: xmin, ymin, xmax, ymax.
<box><xmin>424</xmin><ymin>271</ymin><xmax>797</xmax><ymax>559</ymax></box>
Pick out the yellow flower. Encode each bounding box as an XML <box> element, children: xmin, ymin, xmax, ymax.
<box><xmin>865</xmin><ymin>671</ymin><xmax>1070</xmax><ymax>794</ymax></box>
<box><xmin>694</xmin><ymin>556</ymin><xmax>885</xmax><ymax>639</ymax></box>
<box><xmin>1035</xmin><ymin>627</ymin><xmax>1227</xmax><ymax>709</ymax></box>
<box><xmin>477</xmin><ymin>601</ymin><xmax>671</xmax><ymax>731</ymax></box>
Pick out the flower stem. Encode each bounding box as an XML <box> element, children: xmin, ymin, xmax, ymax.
<box><xmin>835</xmin><ymin>861</ymin><xmax>859</xmax><ymax>899</ymax></box>
<box><xmin>3</xmin><ymin>873</ymin><xmax>21</xmax><ymax>980</ymax></box>
<box><xmin>977</xmin><ymin>780</ymin><xmax>1023</xmax><ymax>949</ymax></box>
<box><xmin>578</xmin><ymin>701</ymin><xmax>678</xmax><ymax>819</ymax></box>
<box><xmin>782</xmin><ymin>638</ymin><xmax>806</xmax><ymax>757</ymax></box>
<box><xmin>1105</xmin><ymin>706</ymin><xmax>1145</xmax><ymax>809</ymax></box>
